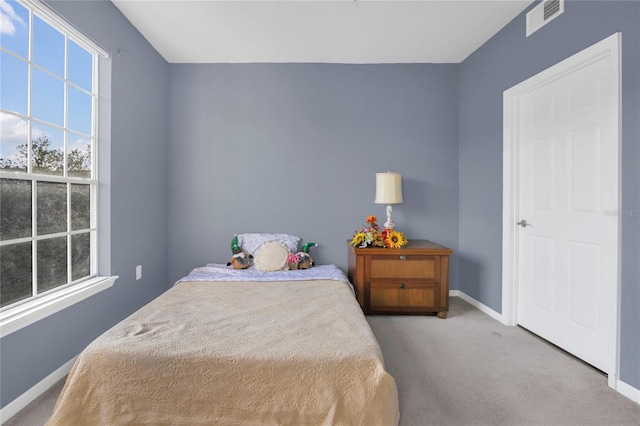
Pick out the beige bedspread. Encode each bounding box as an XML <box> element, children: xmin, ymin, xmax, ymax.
<box><xmin>47</xmin><ymin>279</ymin><xmax>399</xmax><ymax>425</ymax></box>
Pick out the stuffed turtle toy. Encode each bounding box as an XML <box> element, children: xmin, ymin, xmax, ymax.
<box><xmin>226</xmin><ymin>234</ymin><xmax>253</xmax><ymax>269</ymax></box>
<box><xmin>295</xmin><ymin>242</ymin><xmax>317</xmax><ymax>269</ymax></box>
<box><xmin>227</xmin><ymin>252</ymin><xmax>253</xmax><ymax>269</ymax></box>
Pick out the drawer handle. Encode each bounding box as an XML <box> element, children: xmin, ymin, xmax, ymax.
<box><xmin>399</xmin><ymin>256</ymin><xmax>407</xmax><ymax>261</ymax></box>
<box><xmin>399</xmin><ymin>283</ymin><xmax>406</xmax><ymax>289</ymax></box>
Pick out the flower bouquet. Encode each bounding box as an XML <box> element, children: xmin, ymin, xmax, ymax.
<box><xmin>349</xmin><ymin>216</ymin><xmax>408</xmax><ymax>249</ymax></box>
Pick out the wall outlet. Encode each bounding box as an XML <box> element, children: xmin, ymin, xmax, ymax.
<box><xmin>136</xmin><ymin>265</ymin><xmax>142</xmax><ymax>281</ymax></box>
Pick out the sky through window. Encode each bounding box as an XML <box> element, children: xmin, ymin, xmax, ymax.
<box><xmin>1</xmin><ymin>0</ymin><xmax>94</xmax><ymax>172</ymax></box>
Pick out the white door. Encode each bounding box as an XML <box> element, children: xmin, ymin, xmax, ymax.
<box><xmin>510</xmin><ymin>35</ymin><xmax>620</xmax><ymax>373</ymax></box>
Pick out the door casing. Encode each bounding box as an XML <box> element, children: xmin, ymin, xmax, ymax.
<box><xmin>501</xmin><ymin>33</ymin><xmax>621</xmax><ymax>389</ymax></box>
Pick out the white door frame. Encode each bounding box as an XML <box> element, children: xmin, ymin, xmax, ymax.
<box><xmin>501</xmin><ymin>33</ymin><xmax>621</xmax><ymax>388</ymax></box>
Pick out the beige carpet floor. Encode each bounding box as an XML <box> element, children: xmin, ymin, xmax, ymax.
<box><xmin>368</xmin><ymin>297</ymin><xmax>640</xmax><ymax>425</ymax></box>
<box><xmin>4</xmin><ymin>297</ymin><xmax>640</xmax><ymax>425</ymax></box>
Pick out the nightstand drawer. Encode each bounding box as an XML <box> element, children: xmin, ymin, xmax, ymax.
<box><xmin>370</xmin><ymin>255</ymin><xmax>438</xmax><ymax>280</ymax></box>
<box><xmin>369</xmin><ymin>281</ymin><xmax>440</xmax><ymax>311</ymax></box>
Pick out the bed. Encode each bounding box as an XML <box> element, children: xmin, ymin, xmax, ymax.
<box><xmin>46</xmin><ymin>263</ymin><xmax>399</xmax><ymax>425</ymax></box>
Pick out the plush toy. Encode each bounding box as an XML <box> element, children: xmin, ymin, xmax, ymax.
<box><xmin>227</xmin><ymin>252</ymin><xmax>253</xmax><ymax>269</ymax></box>
<box><xmin>295</xmin><ymin>242</ymin><xmax>317</xmax><ymax>269</ymax></box>
<box><xmin>227</xmin><ymin>234</ymin><xmax>252</xmax><ymax>269</ymax></box>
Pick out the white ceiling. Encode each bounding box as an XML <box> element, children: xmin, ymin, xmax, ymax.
<box><xmin>111</xmin><ymin>0</ymin><xmax>535</xmax><ymax>64</ymax></box>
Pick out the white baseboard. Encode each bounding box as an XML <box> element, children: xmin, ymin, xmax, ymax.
<box><xmin>450</xmin><ymin>290</ymin><xmax>503</xmax><ymax>323</ymax></box>
<box><xmin>616</xmin><ymin>378</ymin><xmax>640</xmax><ymax>405</ymax></box>
<box><xmin>0</xmin><ymin>355</ymin><xmax>76</xmax><ymax>424</ymax></box>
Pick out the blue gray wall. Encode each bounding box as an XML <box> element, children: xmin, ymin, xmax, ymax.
<box><xmin>2</xmin><ymin>0</ymin><xmax>639</xmax><ymax>412</ymax></box>
<box><xmin>0</xmin><ymin>1</ymin><xmax>170</xmax><ymax>408</ymax></box>
<box><xmin>168</xmin><ymin>63</ymin><xmax>460</xmax><ymax>285</ymax></box>
<box><xmin>458</xmin><ymin>0</ymin><xmax>640</xmax><ymax>388</ymax></box>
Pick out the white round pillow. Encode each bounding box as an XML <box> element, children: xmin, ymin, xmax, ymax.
<box><xmin>254</xmin><ymin>241</ymin><xmax>290</xmax><ymax>271</ymax></box>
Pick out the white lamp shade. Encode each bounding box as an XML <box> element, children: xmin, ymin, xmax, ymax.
<box><xmin>375</xmin><ymin>172</ymin><xmax>403</xmax><ymax>204</ymax></box>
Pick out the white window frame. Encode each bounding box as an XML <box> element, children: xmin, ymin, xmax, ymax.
<box><xmin>0</xmin><ymin>0</ymin><xmax>117</xmax><ymax>338</ymax></box>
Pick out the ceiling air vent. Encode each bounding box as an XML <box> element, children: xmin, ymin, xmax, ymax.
<box><xmin>526</xmin><ymin>0</ymin><xmax>564</xmax><ymax>37</ymax></box>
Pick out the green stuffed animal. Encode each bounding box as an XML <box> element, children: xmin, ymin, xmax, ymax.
<box><xmin>227</xmin><ymin>252</ymin><xmax>253</xmax><ymax>269</ymax></box>
<box><xmin>295</xmin><ymin>242</ymin><xmax>317</xmax><ymax>269</ymax></box>
<box><xmin>227</xmin><ymin>234</ymin><xmax>252</xmax><ymax>269</ymax></box>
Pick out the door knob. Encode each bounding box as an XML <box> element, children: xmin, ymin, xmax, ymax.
<box><xmin>517</xmin><ymin>219</ymin><xmax>531</xmax><ymax>228</ymax></box>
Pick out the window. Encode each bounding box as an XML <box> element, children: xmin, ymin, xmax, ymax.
<box><xmin>0</xmin><ymin>0</ymin><xmax>115</xmax><ymax>333</ymax></box>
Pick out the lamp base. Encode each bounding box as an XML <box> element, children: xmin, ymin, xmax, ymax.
<box><xmin>383</xmin><ymin>204</ymin><xmax>395</xmax><ymax>229</ymax></box>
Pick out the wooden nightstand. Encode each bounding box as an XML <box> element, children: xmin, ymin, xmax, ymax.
<box><xmin>347</xmin><ymin>239</ymin><xmax>452</xmax><ymax>318</ymax></box>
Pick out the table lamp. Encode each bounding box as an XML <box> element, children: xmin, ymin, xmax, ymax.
<box><xmin>375</xmin><ymin>172</ymin><xmax>403</xmax><ymax>229</ymax></box>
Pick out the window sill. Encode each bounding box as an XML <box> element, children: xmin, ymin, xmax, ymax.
<box><xmin>0</xmin><ymin>276</ymin><xmax>118</xmax><ymax>338</ymax></box>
